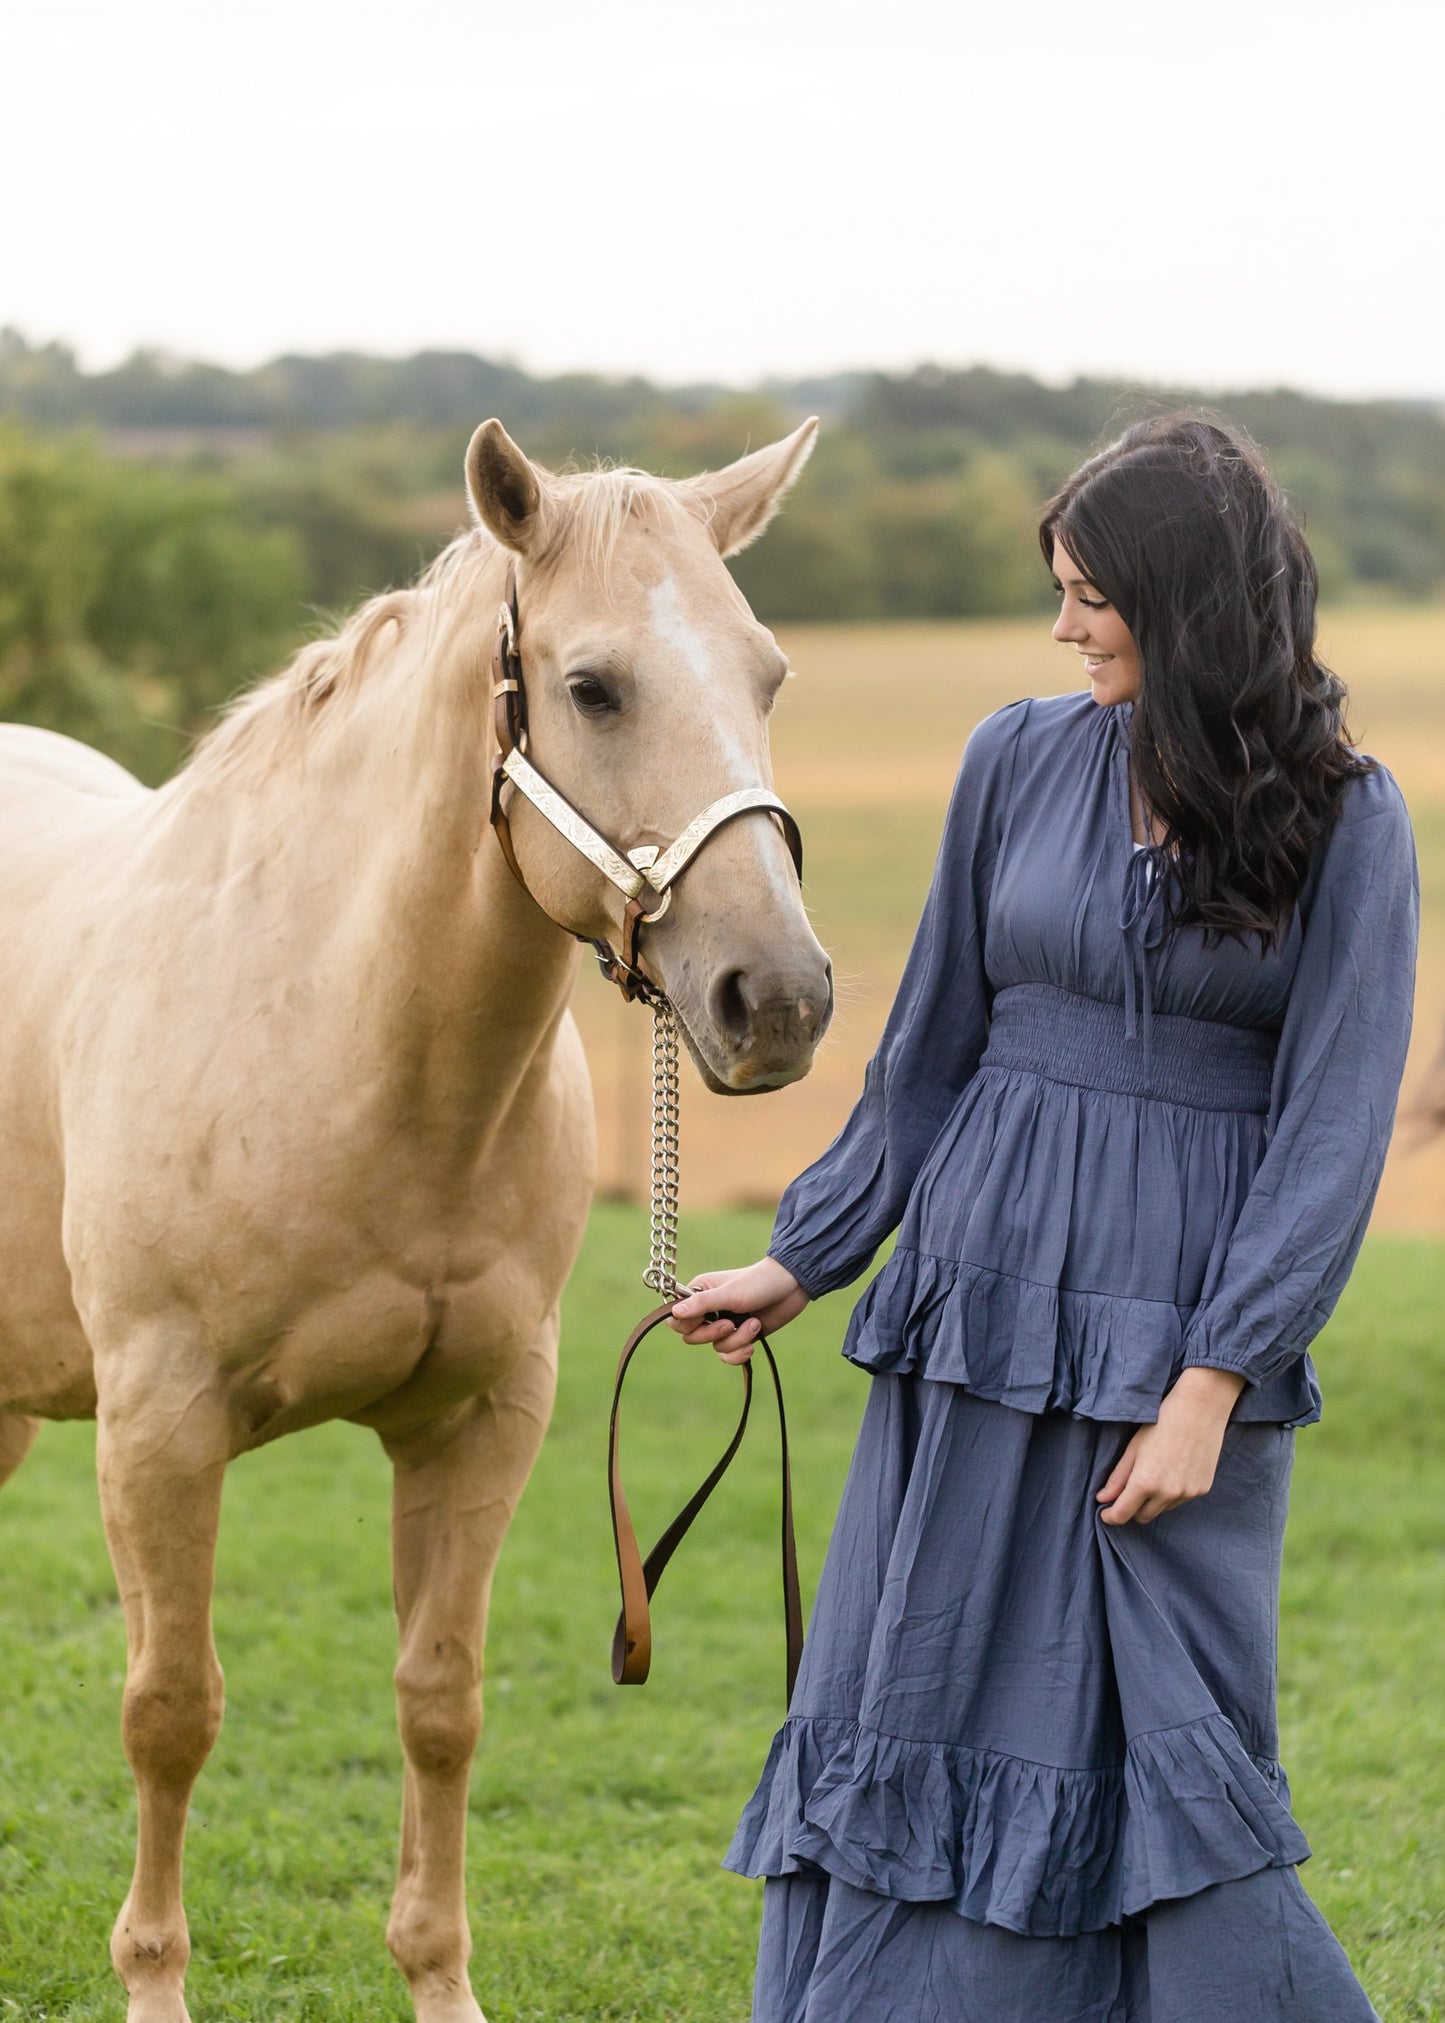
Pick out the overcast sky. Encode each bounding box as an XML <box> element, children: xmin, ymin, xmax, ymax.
<box><xmin>5</xmin><ymin>0</ymin><xmax>1441</xmax><ymax>398</ymax></box>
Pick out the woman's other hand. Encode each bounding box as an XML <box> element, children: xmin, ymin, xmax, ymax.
<box><xmin>668</xmin><ymin>1259</ymin><xmax>809</xmax><ymax>1364</ymax></box>
<box><xmin>1096</xmin><ymin>1367</ymin><xmax>1247</xmax><ymax>1526</ymax></box>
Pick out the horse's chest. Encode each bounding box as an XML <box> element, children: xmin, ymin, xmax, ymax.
<box><xmin>231</xmin><ymin>1250</ymin><xmax>560</xmax><ymax>1449</ymax></box>
<box><xmin>64</xmin><ymin>1004</ymin><xmax>594</xmax><ymax>1440</ymax></box>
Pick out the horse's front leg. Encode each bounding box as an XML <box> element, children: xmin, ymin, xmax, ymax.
<box><xmin>382</xmin><ymin>1333</ymin><xmax>557</xmax><ymax>2023</ymax></box>
<box><xmin>95</xmin><ymin>1352</ymin><xmax>230</xmax><ymax>2023</ymax></box>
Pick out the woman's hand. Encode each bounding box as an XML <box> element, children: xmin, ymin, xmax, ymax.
<box><xmin>1096</xmin><ymin>1367</ymin><xmax>1247</xmax><ymax>1526</ymax></box>
<box><xmin>668</xmin><ymin>1258</ymin><xmax>810</xmax><ymax>1364</ymax></box>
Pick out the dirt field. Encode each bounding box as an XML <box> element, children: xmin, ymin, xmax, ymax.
<box><xmin>572</xmin><ymin>604</ymin><xmax>1445</xmax><ymax>1236</ymax></box>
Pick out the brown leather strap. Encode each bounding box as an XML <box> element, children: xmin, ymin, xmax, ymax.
<box><xmin>491</xmin><ymin>563</ymin><xmax>525</xmax><ymax>759</ymax></box>
<box><xmin>489</xmin><ymin>564</ymin><xmax>534</xmax><ymax>902</ymax></box>
<box><xmin>608</xmin><ymin>1303</ymin><xmax>803</xmax><ymax>1703</ymax></box>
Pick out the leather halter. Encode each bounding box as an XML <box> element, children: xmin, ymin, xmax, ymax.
<box><xmin>488</xmin><ymin>562</ymin><xmax>804</xmax><ymax>1001</ymax></box>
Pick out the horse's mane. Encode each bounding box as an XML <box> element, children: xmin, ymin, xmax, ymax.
<box><xmin>180</xmin><ymin>463</ymin><xmax>701</xmax><ymax>789</ymax></box>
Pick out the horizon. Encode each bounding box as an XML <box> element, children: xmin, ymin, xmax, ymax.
<box><xmin>7</xmin><ymin>327</ymin><xmax>1443</xmax><ymax>414</ymax></box>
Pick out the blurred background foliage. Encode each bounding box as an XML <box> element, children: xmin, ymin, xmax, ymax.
<box><xmin>3</xmin><ymin>326</ymin><xmax>1443</xmax><ymax>782</ymax></box>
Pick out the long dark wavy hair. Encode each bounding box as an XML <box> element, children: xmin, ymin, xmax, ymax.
<box><xmin>1040</xmin><ymin>413</ymin><xmax>1371</xmax><ymax>945</ymax></box>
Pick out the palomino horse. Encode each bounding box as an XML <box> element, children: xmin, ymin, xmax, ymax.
<box><xmin>0</xmin><ymin>418</ymin><xmax>831</xmax><ymax>2022</ymax></box>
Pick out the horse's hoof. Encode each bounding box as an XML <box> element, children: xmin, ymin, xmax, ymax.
<box><xmin>407</xmin><ymin>1981</ymin><xmax>486</xmax><ymax>2023</ymax></box>
<box><xmin>125</xmin><ymin>1992</ymin><xmax>192</xmax><ymax>2023</ymax></box>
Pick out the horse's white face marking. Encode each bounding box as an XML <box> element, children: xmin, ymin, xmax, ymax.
<box><xmin>645</xmin><ymin>571</ymin><xmax>751</xmax><ymax>773</ymax></box>
<box><xmin>646</xmin><ymin>573</ymin><xmax>711</xmax><ymax>680</ymax></box>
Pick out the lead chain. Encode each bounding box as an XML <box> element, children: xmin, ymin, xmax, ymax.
<box><xmin>643</xmin><ymin>996</ymin><xmax>683</xmax><ymax>1302</ymax></box>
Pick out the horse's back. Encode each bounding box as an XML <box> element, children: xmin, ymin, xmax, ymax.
<box><xmin>0</xmin><ymin>723</ymin><xmax>149</xmax><ymax>973</ymax></box>
<box><xmin>0</xmin><ymin>723</ymin><xmax>146</xmax><ymax>835</ymax></box>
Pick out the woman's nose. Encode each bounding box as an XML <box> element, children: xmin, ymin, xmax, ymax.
<box><xmin>1053</xmin><ymin>605</ymin><xmax>1085</xmax><ymax>643</ymax></box>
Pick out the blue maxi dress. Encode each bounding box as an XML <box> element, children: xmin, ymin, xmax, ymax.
<box><xmin>725</xmin><ymin>692</ymin><xmax>1419</xmax><ymax>2022</ymax></box>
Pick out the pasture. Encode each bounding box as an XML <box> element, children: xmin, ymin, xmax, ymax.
<box><xmin>1</xmin><ymin>1211</ymin><xmax>1442</xmax><ymax>2019</ymax></box>
<box><xmin>2</xmin><ymin>604</ymin><xmax>1444</xmax><ymax>2018</ymax></box>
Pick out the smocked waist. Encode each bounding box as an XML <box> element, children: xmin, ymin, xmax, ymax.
<box><xmin>981</xmin><ymin>983</ymin><xmax>1276</xmax><ymax>1113</ymax></box>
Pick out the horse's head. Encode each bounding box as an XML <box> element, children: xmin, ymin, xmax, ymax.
<box><xmin>465</xmin><ymin>419</ymin><xmax>833</xmax><ymax>1095</ymax></box>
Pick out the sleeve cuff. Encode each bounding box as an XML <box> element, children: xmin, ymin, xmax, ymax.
<box><xmin>766</xmin><ymin>1239</ymin><xmax>846</xmax><ymax>1303</ymax></box>
<box><xmin>1178</xmin><ymin>1307</ymin><xmax>1262</xmax><ymax>1385</ymax></box>
<box><xmin>1179</xmin><ymin>1347</ymin><xmax>1259</xmax><ymax>1384</ymax></box>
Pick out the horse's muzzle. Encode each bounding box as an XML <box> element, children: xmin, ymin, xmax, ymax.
<box><xmin>684</xmin><ymin>958</ymin><xmax>835</xmax><ymax>1095</ymax></box>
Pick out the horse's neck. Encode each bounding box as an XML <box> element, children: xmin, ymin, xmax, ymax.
<box><xmin>184</xmin><ymin>552</ymin><xmax>580</xmax><ymax>1136</ymax></box>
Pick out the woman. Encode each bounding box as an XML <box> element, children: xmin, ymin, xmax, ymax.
<box><xmin>670</xmin><ymin>415</ymin><xmax>1418</xmax><ymax>2022</ymax></box>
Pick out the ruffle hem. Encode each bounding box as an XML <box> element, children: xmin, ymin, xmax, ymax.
<box><xmin>842</xmin><ymin>1244</ymin><xmax>1321</xmax><ymax>1428</ymax></box>
<box><xmin>726</xmin><ymin>1711</ymin><xmax>1310</xmax><ymax>1939</ymax></box>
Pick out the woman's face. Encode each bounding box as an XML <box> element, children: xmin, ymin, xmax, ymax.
<box><xmin>1049</xmin><ymin>537</ymin><xmax>1142</xmax><ymax>706</ymax></box>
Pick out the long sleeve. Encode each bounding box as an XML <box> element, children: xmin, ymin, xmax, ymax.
<box><xmin>767</xmin><ymin>700</ymin><xmax>1029</xmax><ymax>1298</ymax></box>
<box><xmin>1178</xmin><ymin>762</ymin><xmax>1419</xmax><ymax>1389</ymax></box>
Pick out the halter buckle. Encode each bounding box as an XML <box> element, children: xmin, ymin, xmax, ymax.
<box><xmin>590</xmin><ymin>939</ymin><xmax>661</xmax><ymax>1005</ymax></box>
<box><xmin>626</xmin><ymin>845</ymin><xmax>671</xmax><ymax>922</ymax></box>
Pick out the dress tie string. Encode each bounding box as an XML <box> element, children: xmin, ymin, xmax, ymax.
<box><xmin>1119</xmin><ymin>844</ymin><xmax>1173</xmax><ymax>1055</ymax></box>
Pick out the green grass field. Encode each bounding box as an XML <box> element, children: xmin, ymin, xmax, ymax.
<box><xmin>2</xmin><ymin>1207</ymin><xmax>1442</xmax><ymax>2021</ymax></box>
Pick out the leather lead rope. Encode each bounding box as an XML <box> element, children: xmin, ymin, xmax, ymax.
<box><xmin>608</xmin><ymin>1304</ymin><xmax>803</xmax><ymax>1704</ymax></box>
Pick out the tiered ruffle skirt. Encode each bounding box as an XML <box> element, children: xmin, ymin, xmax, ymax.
<box><xmin>725</xmin><ymin>1380</ymin><xmax>1377</xmax><ymax>2021</ymax></box>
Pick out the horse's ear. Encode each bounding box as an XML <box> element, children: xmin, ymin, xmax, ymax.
<box><xmin>465</xmin><ymin>420</ymin><xmax>558</xmax><ymax>556</ymax></box>
<box><xmin>685</xmin><ymin>418</ymin><xmax>819</xmax><ymax>558</ymax></box>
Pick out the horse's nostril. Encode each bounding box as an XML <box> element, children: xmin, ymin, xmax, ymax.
<box><xmin>708</xmin><ymin>968</ymin><xmax>832</xmax><ymax>1056</ymax></box>
<box><xmin>797</xmin><ymin>970</ymin><xmax>834</xmax><ymax>1041</ymax></box>
<box><xmin>711</xmin><ymin>968</ymin><xmax>751</xmax><ymax>1045</ymax></box>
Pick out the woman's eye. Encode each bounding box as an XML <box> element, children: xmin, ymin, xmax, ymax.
<box><xmin>1077</xmin><ymin>594</ymin><xmax>1109</xmax><ymax>610</ymax></box>
<box><xmin>567</xmin><ymin>677</ymin><xmax>615</xmax><ymax>716</ymax></box>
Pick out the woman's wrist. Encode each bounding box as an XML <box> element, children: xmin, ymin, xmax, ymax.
<box><xmin>763</xmin><ymin>1252</ymin><xmax>810</xmax><ymax>1300</ymax></box>
<box><xmin>1168</xmin><ymin>1365</ymin><xmax>1247</xmax><ymax>1420</ymax></box>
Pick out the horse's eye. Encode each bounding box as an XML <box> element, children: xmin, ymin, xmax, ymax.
<box><xmin>567</xmin><ymin>676</ymin><xmax>616</xmax><ymax>717</ymax></box>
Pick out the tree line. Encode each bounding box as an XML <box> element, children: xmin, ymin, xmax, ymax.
<box><xmin>2</xmin><ymin>329</ymin><xmax>1441</xmax><ymax>782</ymax></box>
